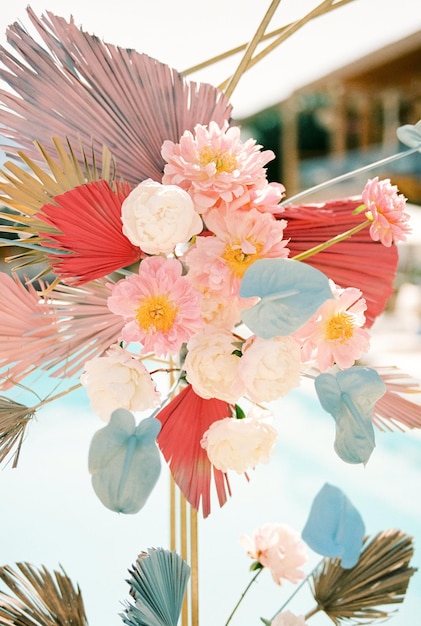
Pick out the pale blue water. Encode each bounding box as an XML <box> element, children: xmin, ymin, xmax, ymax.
<box><xmin>0</xmin><ymin>377</ymin><xmax>419</xmax><ymax>625</ymax></box>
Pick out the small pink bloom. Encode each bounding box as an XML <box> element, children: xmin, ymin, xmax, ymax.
<box><xmin>107</xmin><ymin>256</ymin><xmax>203</xmax><ymax>356</ymax></box>
<box><xmin>296</xmin><ymin>284</ymin><xmax>370</xmax><ymax>372</ymax></box>
<box><xmin>186</xmin><ymin>208</ymin><xmax>289</xmax><ymax>297</ymax></box>
<box><xmin>240</xmin><ymin>523</ymin><xmax>308</xmax><ymax>585</ymax></box>
<box><xmin>162</xmin><ymin>121</ymin><xmax>274</xmax><ymax>213</ymax></box>
<box><xmin>272</xmin><ymin>611</ymin><xmax>308</xmax><ymax>626</ymax></box>
<box><xmin>362</xmin><ymin>177</ymin><xmax>411</xmax><ymax>247</ymax></box>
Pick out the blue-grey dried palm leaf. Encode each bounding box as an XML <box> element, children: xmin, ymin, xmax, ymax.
<box><xmin>121</xmin><ymin>548</ymin><xmax>190</xmax><ymax>626</ymax></box>
<box><xmin>88</xmin><ymin>410</ymin><xmax>161</xmax><ymax>514</ymax></box>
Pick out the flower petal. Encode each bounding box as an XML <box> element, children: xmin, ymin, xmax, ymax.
<box><xmin>302</xmin><ymin>483</ymin><xmax>365</xmax><ymax>569</ymax></box>
<box><xmin>239</xmin><ymin>258</ymin><xmax>332</xmax><ymax>338</ymax></box>
<box><xmin>88</xmin><ymin>410</ymin><xmax>161</xmax><ymax>514</ymax></box>
<box><xmin>315</xmin><ymin>366</ymin><xmax>386</xmax><ymax>464</ymax></box>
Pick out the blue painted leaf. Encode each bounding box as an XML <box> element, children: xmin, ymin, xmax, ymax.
<box><xmin>88</xmin><ymin>409</ymin><xmax>161</xmax><ymax>514</ymax></box>
<box><xmin>239</xmin><ymin>258</ymin><xmax>332</xmax><ymax>338</ymax></box>
<box><xmin>121</xmin><ymin>547</ymin><xmax>190</xmax><ymax>626</ymax></box>
<box><xmin>396</xmin><ymin>119</ymin><xmax>421</xmax><ymax>150</ymax></box>
<box><xmin>315</xmin><ymin>366</ymin><xmax>386</xmax><ymax>465</ymax></box>
<box><xmin>302</xmin><ymin>483</ymin><xmax>365</xmax><ymax>569</ymax></box>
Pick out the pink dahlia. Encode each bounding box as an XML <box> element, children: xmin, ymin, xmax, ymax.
<box><xmin>297</xmin><ymin>284</ymin><xmax>371</xmax><ymax>372</ymax></box>
<box><xmin>161</xmin><ymin>121</ymin><xmax>274</xmax><ymax>213</ymax></box>
<box><xmin>362</xmin><ymin>177</ymin><xmax>411</xmax><ymax>247</ymax></box>
<box><xmin>186</xmin><ymin>208</ymin><xmax>289</xmax><ymax>297</ymax></box>
<box><xmin>107</xmin><ymin>256</ymin><xmax>203</xmax><ymax>356</ymax></box>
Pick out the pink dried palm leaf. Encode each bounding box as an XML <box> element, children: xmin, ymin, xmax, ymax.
<box><xmin>0</xmin><ymin>274</ymin><xmax>123</xmax><ymax>389</ymax></box>
<box><xmin>281</xmin><ymin>199</ymin><xmax>398</xmax><ymax>327</ymax></box>
<box><xmin>156</xmin><ymin>384</ymin><xmax>233</xmax><ymax>518</ymax></box>
<box><xmin>38</xmin><ymin>180</ymin><xmax>143</xmax><ymax>285</ymax></box>
<box><xmin>372</xmin><ymin>367</ymin><xmax>421</xmax><ymax>431</ymax></box>
<box><xmin>0</xmin><ymin>8</ymin><xmax>232</xmax><ymax>187</ymax></box>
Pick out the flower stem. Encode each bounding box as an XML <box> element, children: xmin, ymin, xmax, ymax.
<box><xmin>291</xmin><ymin>219</ymin><xmax>371</xmax><ymax>261</ymax></box>
<box><xmin>224</xmin><ymin>567</ymin><xmax>264</xmax><ymax>626</ymax></box>
<box><xmin>304</xmin><ymin>605</ymin><xmax>322</xmax><ymax>620</ymax></box>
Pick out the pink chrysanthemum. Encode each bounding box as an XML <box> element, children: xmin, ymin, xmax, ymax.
<box><xmin>186</xmin><ymin>208</ymin><xmax>289</xmax><ymax>297</ymax></box>
<box><xmin>107</xmin><ymin>256</ymin><xmax>203</xmax><ymax>356</ymax></box>
<box><xmin>362</xmin><ymin>177</ymin><xmax>411</xmax><ymax>247</ymax></box>
<box><xmin>161</xmin><ymin>121</ymin><xmax>274</xmax><ymax>213</ymax></box>
<box><xmin>296</xmin><ymin>284</ymin><xmax>371</xmax><ymax>372</ymax></box>
<box><xmin>226</xmin><ymin>181</ymin><xmax>286</xmax><ymax>214</ymax></box>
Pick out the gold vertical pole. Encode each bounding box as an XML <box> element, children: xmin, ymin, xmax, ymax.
<box><xmin>170</xmin><ymin>475</ymin><xmax>199</xmax><ymax>626</ymax></box>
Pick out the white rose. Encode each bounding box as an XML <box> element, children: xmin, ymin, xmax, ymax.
<box><xmin>272</xmin><ymin>611</ymin><xmax>308</xmax><ymax>626</ymax></box>
<box><xmin>121</xmin><ymin>179</ymin><xmax>203</xmax><ymax>254</ymax></box>
<box><xmin>200</xmin><ymin>407</ymin><xmax>278</xmax><ymax>473</ymax></box>
<box><xmin>238</xmin><ymin>336</ymin><xmax>301</xmax><ymax>403</ymax></box>
<box><xmin>184</xmin><ymin>329</ymin><xmax>245</xmax><ymax>403</ymax></box>
<box><xmin>80</xmin><ymin>344</ymin><xmax>161</xmax><ymax>420</ymax></box>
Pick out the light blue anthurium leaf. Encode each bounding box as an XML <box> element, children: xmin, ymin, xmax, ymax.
<box><xmin>121</xmin><ymin>548</ymin><xmax>190</xmax><ymax>626</ymax></box>
<box><xmin>239</xmin><ymin>258</ymin><xmax>332</xmax><ymax>338</ymax></box>
<box><xmin>396</xmin><ymin>119</ymin><xmax>421</xmax><ymax>150</ymax></box>
<box><xmin>302</xmin><ymin>483</ymin><xmax>365</xmax><ymax>569</ymax></box>
<box><xmin>88</xmin><ymin>409</ymin><xmax>161</xmax><ymax>514</ymax></box>
<box><xmin>315</xmin><ymin>366</ymin><xmax>386</xmax><ymax>465</ymax></box>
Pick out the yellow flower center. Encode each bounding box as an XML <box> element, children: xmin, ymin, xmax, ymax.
<box><xmin>222</xmin><ymin>241</ymin><xmax>263</xmax><ymax>278</ymax></box>
<box><xmin>325</xmin><ymin>313</ymin><xmax>354</xmax><ymax>343</ymax></box>
<box><xmin>135</xmin><ymin>295</ymin><xmax>178</xmax><ymax>333</ymax></box>
<box><xmin>198</xmin><ymin>146</ymin><xmax>237</xmax><ymax>174</ymax></box>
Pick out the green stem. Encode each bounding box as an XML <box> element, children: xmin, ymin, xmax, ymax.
<box><xmin>225</xmin><ymin>567</ymin><xmax>264</xmax><ymax>626</ymax></box>
<box><xmin>292</xmin><ymin>219</ymin><xmax>371</xmax><ymax>261</ymax></box>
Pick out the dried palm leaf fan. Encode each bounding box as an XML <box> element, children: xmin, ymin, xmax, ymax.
<box><xmin>0</xmin><ymin>8</ymin><xmax>232</xmax><ymax>187</ymax></box>
<box><xmin>308</xmin><ymin>529</ymin><xmax>417</xmax><ymax>623</ymax></box>
<box><xmin>0</xmin><ymin>562</ymin><xmax>88</xmax><ymax>625</ymax></box>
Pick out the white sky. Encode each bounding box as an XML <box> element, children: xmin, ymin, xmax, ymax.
<box><xmin>1</xmin><ymin>0</ymin><xmax>421</xmax><ymax>117</ymax></box>
<box><xmin>0</xmin><ymin>2</ymin><xmax>421</xmax><ymax>624</ymax></box>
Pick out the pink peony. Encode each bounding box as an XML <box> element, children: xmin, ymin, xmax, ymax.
<box><xmin>186</xmin><ymin>208</ymin><xmax>289</xmax><ymax>297</ymax></box>
<box><xmin>362</xmin><ymin>177</ymin><xmax>411</xmax><ymax>247</ymax></box>
<box><xmin>296</xmin><ymin>284</ymin><xmax>370</xmax><ymax>372</ymax></box>
<box><xmin>240</xmin><ymin>522</ymin><xmax>308</xmax><ymax>585</ymax></box>
<box><xmin>107</xmin><ymin>256</ymin><xmax>203</xmax><ymax>356</ymax></box>
<box><xmin>272</xmin><ymin>611</ymin><xmax>308</xmax><ymax>626</ymax></box>
<box><xmin>161</xmin><ymin>120</ymin><xmax>274</xmax><ymax>213</ymax></box>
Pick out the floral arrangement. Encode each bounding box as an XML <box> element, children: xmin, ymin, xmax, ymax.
<box><xmin>0</xmin><ymin>2</ymin><xmax>420</xmax><ymax>625</ymax></box>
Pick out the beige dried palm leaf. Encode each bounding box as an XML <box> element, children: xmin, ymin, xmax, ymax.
<box><xmin>308</xmin><ymin>530</ymin><xmax>417</xmax><ymax>624</ymax></box>
<box><xmin>0</xmin><ymin>397</ymin><xmax>35</xmax><ymax>468</ymax></box>
<box><xmin>0</xmin><ymin>562</ymin><xmax>88</xmax><ymax>625</ymax></box>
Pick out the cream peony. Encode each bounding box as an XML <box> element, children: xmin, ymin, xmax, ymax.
<box><xmin>80</xmin><ymin>344</ymin><xmax>161</xmax><ymax>421</ymax></box>
<box><xmin>200</xmin><ymin>407</ymin><xmax>278</xmax><ymax>473</ymax></box>
<box><xmin>240</xmin><ymin>522</ymin><xmax>308</xmax><ymax>585</ymax></box>
<box><xmin>121</xmin><ymin>178</ymin><xmax>203</xmax><ymax>255</ymax></box>
<box><xmin>272</xmin><ymin>611</ymin><xmax>308</xmax><ymax>626</ymax></box>
<box><xmin>184</xmin><ymin>328</ymin><xmax>245</xmax><ymax>403</ymax></box>
<box><xmin>238</xmin><ymin>335</ymin><xmax>302</xmax><ymax>403</ymax></box>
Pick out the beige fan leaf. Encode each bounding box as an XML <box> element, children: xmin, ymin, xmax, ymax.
<box><xmin>308</xmin><ymin>530</ymin><xmax>417</xmax><ymax>624</ymax></box>
<box><xmin>0</xmin><ymin>562</ymin><xmax>88</xmax><ymax>625</ymax></box>
<box><xmin>0</xmin><ymin>397</ymin><xmax>35</xmax><ymax>468</ymax></box>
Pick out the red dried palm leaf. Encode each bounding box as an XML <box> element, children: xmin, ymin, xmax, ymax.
<box><xmin>38</xmin><ymin>179</ymin><xmax>143</xmax><ymax>285</ymax></box>
<box><xmin>281</xmin><ymin>199</ymin><xmax>399</xmax><ymax>327</ymax></box>
<box><xmin>0</xmin><ymin>8</ymin><xmax>232</xmax><ymax>186</ymax></box>
<box><xmin>156</xmin><ymin>384</ymin><xmax>232</xmax><ymax>518</ymax></box>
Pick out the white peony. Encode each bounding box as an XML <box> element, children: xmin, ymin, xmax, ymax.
<box><xmin>238</xmin><ymin>335</ymin><xmax>302</xmax><ymax>403</ymax></box>
<box><xmin>121</xmin><ymin>178</ymin><xmax>203</xmax><ymax>255</ymax></box>
<box><xmin>80</xmin><ymin>344</ymin><xmax>161</xmax><ymax>421</ymax></box>
<box><xmin>200</xmin><ymin>407</ymin><xmax>278</xmax><ymax>473</ymax></box>
<box><xmin>184</xmin><ymin>328</ymin><xmax>245</xmax><ymax>403</ymax></box>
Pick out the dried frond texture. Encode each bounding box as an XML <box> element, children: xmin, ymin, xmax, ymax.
<box><xmin>0</xmin><ymin>397</ymin><xmax>34</xmax><ymax>467</ymax></box>
<box><xmin>373</xmin><ymin>367</ymin><xmax>421</xmax><ymax>431</ymax></box>
<box><xmin>310</xmin><ymin>530</ymin><xmax>417</xmax><ymax>624</ymax></box>
<box><xmin>0</xmin><ymin>8</ymin><xmax>232</xmax><ymax>187</ymax></box>
<box><xmin>156</xmin><ymin>384</ymin><xmax>233</xmax><ymax>518</ymax></box>
<box><xmin>0</xmin><ymin>274</ymin><xmax>123</xmax><ymax>389</ymax></box>
<box><xmin>282</xmin><ymin>199</ymin><xmax>399</xmax><ymax>327</ymax></box>
<box><xmin>0</xmin><ymin>562</ymin><xmax>88</xmax><ymax>626</ymax></box>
